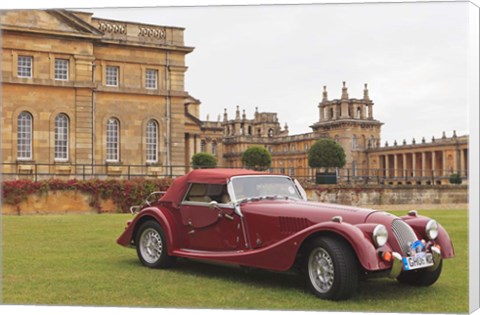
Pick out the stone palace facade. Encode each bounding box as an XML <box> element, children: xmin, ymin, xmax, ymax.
<box><xmin>1</xmin><ymin>10</ymin><xmax>469</xmax><ymax>184</ymax></box>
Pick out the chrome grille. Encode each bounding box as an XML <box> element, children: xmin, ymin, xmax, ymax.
<box><xmin>391</xmin><ymin>219</ymin><xmax>418</xmax><ymax>255</ymax></box>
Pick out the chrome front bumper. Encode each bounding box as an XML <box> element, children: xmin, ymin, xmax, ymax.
<box><xmin>388</xmin><ymin>246</ymin><xmax>442</xmax><ymax>278</ymax></box>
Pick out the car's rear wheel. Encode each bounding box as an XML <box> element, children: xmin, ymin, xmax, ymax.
<box><xmin>303</xmin><ymin>236</ymin><xmax>358</xmax><ymax>300</ymax></box>
<box><xmin>397</xmin><ymin>260</ymin><xmax>443</xmax><ymax>286</ymax></box>
<box><xmin>135</xmin><ymin>220</ymin><xmax>176</xmax><ymax>268</ymax></box>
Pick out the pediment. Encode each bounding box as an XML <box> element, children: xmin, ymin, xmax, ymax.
<box><xmin>0</xmin><ymin>9</ymin><xmax>102</xmax><ymax>38</ymax></box>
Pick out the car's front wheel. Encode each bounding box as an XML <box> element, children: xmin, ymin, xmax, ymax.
<box><xmin>303</xmin><ymin>236</ymin><xmax>358</xmax><ymax>300</ymax></box>
<box><xmin>135</xmin><ymin>220</ymin><xmax>176</xmax><ymax>268</ymax></box>
<box><xmin>397</xmin><ymin>260</ymin><xmax>443</xmax><ymax>286</ymax></box>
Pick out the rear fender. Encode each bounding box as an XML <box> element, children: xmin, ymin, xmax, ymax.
<box><xmin>116</xmin><ymin>207</ymin><xmax>178</xmax><ymax>254</ymax></box>
<box><xmin>401</xmin><ymin>214</ymin><xmax>455</xmax><ymax>258</ymax></box>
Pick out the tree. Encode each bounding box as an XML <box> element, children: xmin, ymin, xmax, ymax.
<box><xmin>191</xmin><ymin>152</ymin><xmax>217</xmax><ymax>169</ymax></box>
<box><xmin>242</xmin><ymin>146</ymin><xmax>272</xmax><ymax>171</ymax></box>
<box><xmin>308</xmin><ymin>138</ymin><xmax>346</xmax><ymax>172</ymax></box>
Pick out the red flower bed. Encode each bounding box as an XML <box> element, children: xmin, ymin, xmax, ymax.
<box><xmin>2</xmin><ymin>178</ymin><xmax>172</xmax><ymax>213</ymax></box>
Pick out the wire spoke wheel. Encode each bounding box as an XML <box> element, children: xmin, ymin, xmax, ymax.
<box><xmin>303</xmin><ymin>236</ymin><xmax>358</xmax><ymax>300</ymax></box>
<box><xmin>139</xmin><ymin>228</ymin><xmax>163</xmax><ymax>264</ymax></box>
<box><xmin>308</xmin><ymin>248</ymin><xmax>335</xmax><ymax>293</ymax></box>
<box><xmin>135</xmin><ymin>220</ymin><xmax>176</xmax><ymax>268</ymax></box>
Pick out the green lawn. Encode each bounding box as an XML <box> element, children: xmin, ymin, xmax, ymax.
<box><xmin>1</xmin><ymin>209</ymin><xmax>469</xmax><ymax>312</ymax></box>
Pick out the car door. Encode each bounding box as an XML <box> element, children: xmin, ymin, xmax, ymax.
<box><xmin>179</xmin><ymin>183</ymin><xmax>243</xmax><ymax>251</ymax></box>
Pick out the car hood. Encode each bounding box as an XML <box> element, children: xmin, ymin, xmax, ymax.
<box><xmin>239</xmin><ymin>199</ymin><xmax>378</xmax><ymax>225</ymax></box>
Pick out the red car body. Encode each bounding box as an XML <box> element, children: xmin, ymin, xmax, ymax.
<box><xmin>117</xmin><ymin>168</ymin><xmax>454</xmax><ymax>300</ymax></box>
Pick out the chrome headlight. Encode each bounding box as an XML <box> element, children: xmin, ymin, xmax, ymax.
<box><xmin>426</xmin><ymin>219</ymin><xmax>439</xmax><ymax>240</ymax></box>
<box><xmin>373</xmin><ymin>224</ymin><xmax>388</xmax><ymax>247</ymax></box>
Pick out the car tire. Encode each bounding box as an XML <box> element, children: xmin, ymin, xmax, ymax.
<box><xmin>135</xmin><ymin>220</ymin><xmax>176</xmax><ymax>268</ymax></box>
<box><xmin>396</xmin><ymin>260</ymin><xmax>443</xmax><ymax>286</ymax></box>
<box><xmin>303</xmin><ymin>236</ymin><xmax>358</xmax><ymax>300</ymax></box>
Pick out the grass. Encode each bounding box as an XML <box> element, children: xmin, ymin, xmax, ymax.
<box><xmin>1</xmin><ymin>209</ymin><xmax>469</xmax><ymax>312</ymax></box>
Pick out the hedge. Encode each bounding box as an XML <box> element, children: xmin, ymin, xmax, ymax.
<box><xmin>1</xmin><ymin>178</ymin><xmax>172</xmax><ymax>213</ymax></box>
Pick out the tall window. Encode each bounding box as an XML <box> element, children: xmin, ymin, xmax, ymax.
<box><xmin>54</xmin><ymin>114</ymin><xmax>69</xmax><ymax>161</ymax></box>
<box><xmin>106</xmin><ymin>66</ymin><xmax>119</xmax><ymax>86</ymax></box>
<box><xmin>18</xmin><ymin>56</ymin><xmax>33</xmax><ymax>78</ymax></box>
<box><xmin>54</xmin><ymin>59</ymin><xmax>69</xmax><ymax>80</ymax></box>
<box><xmin>106</xmin><ymin>118</ymin><xmax>119</xmax><ymax>162</ymax></box>
<box><xmin>200</xmin><ymin>140</ymin><xmax>206</xmax><ymax>153</ymax></box>
<box><xmin>145</xmin><ymin>69</ymin><xmax>158</xmax><ymax>89</ymax></box>
<box><xmin>352</xmin><ymin>135</ymin><xmax>357</xmax><ymax>150</ymax></box>
<box><xmin>17</xmin><ymin>112</ymin><xmax>33</xmax><ymax>160</ymax></box>
<box><xmin>146</xmin><ymin>120</ymin><xmax>158</xmax><ymax>163</ymax></box>
<box><xmin>211</xmin><ymin>141</ymin><xmax>217</xmax><ymax>155</ymax></box>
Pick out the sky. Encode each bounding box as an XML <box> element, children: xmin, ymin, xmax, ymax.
<box><xmin>73</xmin><ymin>1</ymin><xmax>474</xmax><ymax>146</ymax></box>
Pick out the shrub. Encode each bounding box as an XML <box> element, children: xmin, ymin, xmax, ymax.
<box><xmin>242</xmin><ymin>146</ymin><xmax>272</xmax><ymax>171</ymax></box>
<box><xmin>1</xmin><ymin>178</ymin><xmax>172</xmax><ymax>213</ymax></box>
<box><xmin>191</xmin><ymin>152</ymin><xmax>217</xmax><ymax>169</ymax></box>
<box><xmin>449</xmin><ymin>173</ymin><xmax>462</xmax><ymax>184</ymax></box>
<box><xmin>308</xmin><ymin>138</ymin><xmax>346</xmax><ymax>171</ymax></box>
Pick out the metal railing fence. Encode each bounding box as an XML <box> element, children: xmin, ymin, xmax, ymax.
<box><xmin>1</xmin><ymin>162</ymin><xmax>468</xmax><ymax>185</ymax></box>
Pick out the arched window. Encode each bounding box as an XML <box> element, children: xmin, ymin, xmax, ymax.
<box><xmin>146</xmin><ymin>120</ymin><xmax>158</xmax><ymax>163</ymax></box>
<box><xmin>17</xmin><ymin>111</ymin><xmax>33</xmax><ymax>160</ymax></box>
<box><xmin>106</xmin><ymin>118</ymin><xmax>119</xmax><ymax>162</ymax></box>
<box><xmin>357</xmin><ymin>107</ymin><xmax>361</xmax><ymax>118</ymax></box>
<box><xmin>352</xmin><ymin>135</ymin><xmax>357</xmax><ymax>150</ymax></box>
<box><xmin>54</xmin><ymin>113</ymin><xmax>69</xmax><ymax>161</ymax></box>
<box><xmin>329</xmin><ymin>108</ymin><xmax>334</xmax><ymax>119</ymax></box>
<box><xmin>268</xmin><ymin>129</ymin><xmax>274</xmax><ymax>137</ymax></box>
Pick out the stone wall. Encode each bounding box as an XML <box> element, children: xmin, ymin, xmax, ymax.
<box><xmin>305</xmin><ymin>185</ymin><xmax>468</xmax><ymax>210</ymax></box>
<box><xmin>1</xmin><ymin>185</ymin><xmax>468</xmax><ymax>215</ymax></box>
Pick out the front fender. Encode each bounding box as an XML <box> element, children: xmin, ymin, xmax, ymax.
<box><xmin>401</xmin><ymin>214</ymin><xmax>455</xmax><ymax>258</ymax></box>
<box><xmin>116</xmin><ymin>207</ymin><xmax>178</xmax><ymax>254</ymax></box>
<box><xmin>228</xmin><ymin>220</ymin><xmax>383</xmax><ymax>271</ymax></box>
<box><xmin>297</xmin><ymin>221</ymin><xmax>383</xmax><ymax>271</ymax></box>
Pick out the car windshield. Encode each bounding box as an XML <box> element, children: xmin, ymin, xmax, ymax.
<box><xmin>230</xmin><ymin>176</ymin><xmax>302</xmax><ymax>202</ymax></box>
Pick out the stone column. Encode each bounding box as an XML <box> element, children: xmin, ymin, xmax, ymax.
<box><xmin>385</xmin><ymin>154</ymin><xmax>390</xmax><ymax>178</ymax></box>
<box><xmin>460</xmin><ymin>149</ymin><xmax>465</xmax><ymax>177</ymax></box>
<box><xmin>412</xmin><ymin>153</ymin><xmax>416</xmax><ymax>177</ymax></box>
<box><xmin>432</xmin><ymin>151</ymin><xmax>436</xmax><ymax>178</ymax></box>
<box><xmin>393</xmin><ymin>154</ymin><xmax>398</xmax><ymax>178</ymax></box>
<box><xmin>402</xmin><ymin>153</ymin><xmax>407</xmax><ymax>178</ymax></box>
<box><xmin>442</xmin><ymin>150</ymin><xmax>446</xmax><ymax>176</ymax></box>
<box><xmin>421</xmin><ymin>152</ymin><xmax>426</xmax><ymax>178</ymax></box>
<box><xmin>454</xmin><ymin>149</ymin><xmax>459</xmax><ymax>174</ymax></box>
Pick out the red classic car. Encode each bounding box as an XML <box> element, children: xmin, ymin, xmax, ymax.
<box><xmin>117</xmin><ymin>168</ymin><xmax>454</xmax><ymax>300</ymax></box>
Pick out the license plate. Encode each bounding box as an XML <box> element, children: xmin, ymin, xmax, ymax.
<box><xmin>402</xmin><ymin>253</ymin><xmax>434</xmax><ymax>271</ymax></box>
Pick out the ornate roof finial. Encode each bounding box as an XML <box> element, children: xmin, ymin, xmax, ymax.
<box><xmin>363</xmin><ymin>83</ymin><xmax>369</xmax><ymax>100</ymax></box>
<box><xmin>442</xmin><ymin>131</ymin><xmax>446</xmax><ymax>139</ymax></box>
<box><xmin>223</xmin><ymin>108</ymin><xmax>228</xmax><ymax>121</ymax></box>
<box><xmin>394</xmin><ymin>140</ymin><xmax>397</xmax><ymax>146</ymax></box>
<box><xmin>322</xmin><ymin>85</ymin><xmax>328</xmax><ymax>102</ymax></box>
<box><xmin>206</xmin><ymin>114</ymin><xmax>210</xmax><ymax>121</ymax></box>
<box><xmin>235</xmin><ymin>105</ymin><xmax>240</xmax><ymax>120</ymax></box>
<box><xmin>453</xmin><ymin>130</ymin><xmax>457</xmax><ymax>138</ymax></box>
<box><xmin>412</xmin><ymin>138</ymin><xmax>416</xmax><ymax>145</ymax></box>
<box><xmin>341</xmin><ymin>81</ymin><xmax>348</xmax><ymax>100</ymax></box>
<box><xmin>402</xmin><ymin>139</ymin><xmax>406</xmax><ymax>145</ymax></box>
<box><xmin>242</xmin><ymin>109</ymin><xmax>246</xmax><ymax>120</ymax></box>
<box><xmin>422</xmin><ymin>137</ymin><xmax>426</xmax><ymax>143</ymax></box>
<box><xmin>432</xmin><ymin>136</ymin><xmax>435</xmax><ymax>142</ymax></box>
<box><xmin>385</xmin><ymin>141</ymin><xmax>389</xmax><ymax>147</ymax></box>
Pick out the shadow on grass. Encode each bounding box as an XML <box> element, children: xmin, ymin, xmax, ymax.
<box><xmin>117</xmin><ymin>256</ymin><xmax>438</xmax><ymax>303</ymax></box>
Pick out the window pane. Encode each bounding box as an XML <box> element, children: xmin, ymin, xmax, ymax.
<box><xmin>54</xmin><ymin>59</ymin><xmax>69</xmax><ymax>80</ymax></box>
<box><xmin>145</xmin><ymin>69</ymin><xmax>158</xmax><ymax>89</ymax></box>
<box><xmin>146</xmin><ymin>120</ymin><xmax>158</xmax><ymax>162</ymax></box>
<box><xmin>17</xmin><ymin>112</ymin><xmax>32</xmax><ymax>159</ymax></box>
<box><xmin>106</xmin><ymin>66</ymin><xmax>119</xmax><ymax>86</ymax></box>
<box><xmin>18</xmin><ymin>56</ymin><xmax>32</xmax><ymax>78</ymax></box>
<box><xmin>106</xmin><ymin>118</ymin><xmax>119</xmax><ymax>161</ymax></box>
<box><xmin>54</xmin><ymin>114</ymin><xmax>69</xmax><ymax>160</ymax></box>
